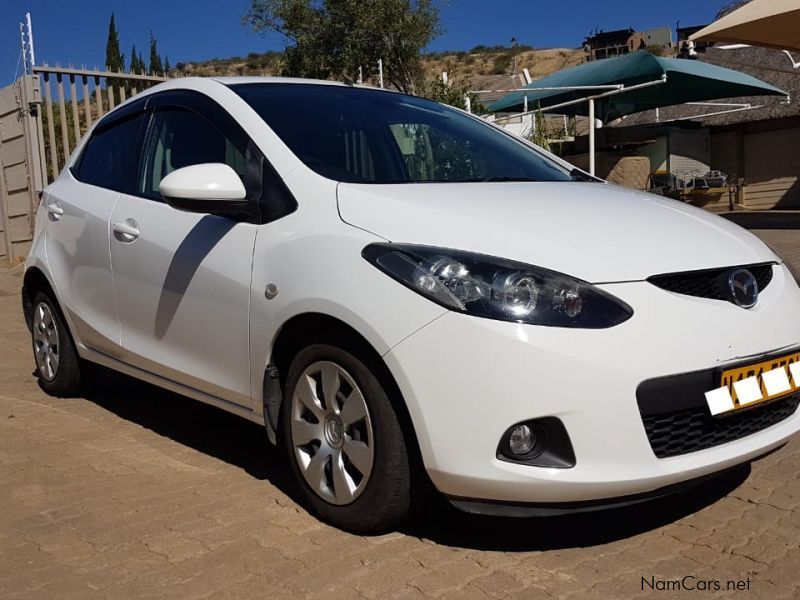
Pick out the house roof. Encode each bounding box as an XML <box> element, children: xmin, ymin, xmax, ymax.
<box><xmin>470</xmin><ymin>74</ymin><xmax>522</xmax><ymax>105</ymax></box>
<box><xmin>584</xmin><ymin>28</ymin><xmax>635</xmax><ymax>45</ymax></box>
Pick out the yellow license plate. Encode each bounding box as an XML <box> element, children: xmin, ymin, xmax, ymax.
<box><xmin>720</xmin><ymin>351</ymin><xmax>800</xmax><ymax>410</ymax></box>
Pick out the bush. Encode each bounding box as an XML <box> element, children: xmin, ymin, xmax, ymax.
<box><xmin>419</xmin><ymin>77</ymin><xmax>485</xmax><ymax>113</ymax></box>
<box><xmin>491</xmin><ymin>54</ymin><xmax>512</xmax><ymax>74</ymax></box>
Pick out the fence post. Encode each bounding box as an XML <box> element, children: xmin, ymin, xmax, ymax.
<box><xmin>93</xmin><ymin>76</ymin><xmax>103</xmax><ymax>121</ymax></box>
<box><xmin>107</xmin><ymin>79</ymin><xmax>115</xmax><ymax>111</ymax></box>
<box><xmin>69</xmin><ymin>74</ymin><xmax>80</xmax><ymax>143</ymax></box>
<box><xmin>81</xmin><ymin>75</ymin><xmax>91</xmax><ymax>130</ymax></box>
<box><xmin>34</xmin><ymin>84</ymin><xmax>48</xmax><ymax>188</ymax></box>
<box><xmin>56</xmin><ymin>73</ymin><xmax>70</xmax><ymax>162</ymax></box>
<box><xmin>118</xmin><ymin>69</ymin><xmax>126</xmax><ymax>103</ymax></box>
<box><xmin>42</xmin><ymin>73</ymin><xmax>58</xmax><ymax>180</ymax></box>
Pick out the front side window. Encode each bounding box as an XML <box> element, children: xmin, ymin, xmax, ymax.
<box><xmin>138</xmin><ymin>108</ymin><xmax>251</xmax><ymax>199</ymax></box>
<box><xmin>74</xmin><ymin>113</ymin><xmax>144</xmax><ymax>191</ymax></box>
<box><xmin>231</xmin><ymin>83</ymin><xmax>572</xmax><ymax>184</ymax></box>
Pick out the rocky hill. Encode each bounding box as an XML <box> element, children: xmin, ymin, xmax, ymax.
<box><xmin>174</xmin><ymin>45</ymin><xmax>585</xmax><ymax>89</ymax></box>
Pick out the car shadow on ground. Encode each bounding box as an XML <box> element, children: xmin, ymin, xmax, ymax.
<box><xmin>405</xmin><ymin>466</ymin><xmax>748</xmax><ymax>551</ymax></box>
<box><xmin>83</xmin><ymin>367</ymin><xmax>750</xmax><ymax>552</ymax></box>
<box><xmin>722</xmin><ymin>211</ymin><xmax>800</xmax><ymax>230</ymax></box>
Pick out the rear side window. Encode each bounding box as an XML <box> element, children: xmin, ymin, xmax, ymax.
<box><xmin>138</xmin><ymin>108</ymin><xmax>252</xmax><ymax>200</ymax></box>
<box><xmin>73</xmin><ymin>113</ymin><xmax>144</xmax><ymax>191</ymax></box>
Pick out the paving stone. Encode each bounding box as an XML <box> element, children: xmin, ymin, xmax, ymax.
<box><xmin>1</xmin><ymin>228</ymin><xmax>799</xmax><ymax>598</ymax></box>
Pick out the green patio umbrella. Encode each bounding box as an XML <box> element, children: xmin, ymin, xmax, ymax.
<box><xmin>488</xmin><ymin>50</ymin><xmax>786</xmax><ymax>121</ymax></box>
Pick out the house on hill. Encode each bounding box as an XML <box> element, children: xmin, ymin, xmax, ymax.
<box><xmin>584</xmin><ymin>27</ymin><xmax>674</xmax><ymax>61</ymax></box>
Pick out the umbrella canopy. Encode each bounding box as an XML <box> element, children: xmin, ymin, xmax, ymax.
<box><xmin>690</xmin><ymin>0</ymin><xmax>800</xmax><ymax>52</ymax></box>
<box><xmin>488</xmin><ymin>50</ymin><xmax>786</xmax><ymax>121</ymax></box>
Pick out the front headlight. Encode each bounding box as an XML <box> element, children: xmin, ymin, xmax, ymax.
<box><xmin>363</xmin><ymin>244</ymin><xmax>633</xmax><ymax>328</ymax></box>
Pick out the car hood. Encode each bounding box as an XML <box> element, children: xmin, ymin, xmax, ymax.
<box><xmin>337</xmin><ymin>181</ymin><xmax>776</xmax><ymax>283</ymax></box>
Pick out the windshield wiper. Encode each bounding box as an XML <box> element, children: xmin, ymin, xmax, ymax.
<box><xmin>480</xmin><ymin>176</ymin><xmax>541</xmax><ymax>182</ymax></box>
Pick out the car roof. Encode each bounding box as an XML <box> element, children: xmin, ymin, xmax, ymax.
<box><xmin>211</xmin><ymin>76</ymin><xmax>404</xmax><ymax>95</ymax></box>
<box><xmin>94</xmin><ymin>76</ymin><xmax>406</xmax><ymax>126</ymax></box>
<box><xmin>212</xmin><ymin>76</ymin><xmax>346</xmax><ymax>87</ymax></box>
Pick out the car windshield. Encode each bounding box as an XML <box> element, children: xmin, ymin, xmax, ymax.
<box><xmin>230</xmin><ymin>83</ymin><xmax>573</xmax><ymax>184</ymax></box>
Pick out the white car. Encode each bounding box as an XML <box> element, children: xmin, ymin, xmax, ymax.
<box><xmin>23</xmin><ymin>77</ymin><xmax>800</xmax><ymax>533</ymax></box>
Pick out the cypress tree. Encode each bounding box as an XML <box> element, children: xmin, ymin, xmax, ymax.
<box><xmin>149</xmin><ymin>33</ymin><xmax>163</xmax><ymax>75</ymax></box>
<box><xmin>105</xmin><ymin>14</ymin><xmax>124</xmax><ymax>72</ymax></box>
<box><xmin>130</xmin><ymin>44</ymin><xmax>141</xmax><ymax>74</ymax></box>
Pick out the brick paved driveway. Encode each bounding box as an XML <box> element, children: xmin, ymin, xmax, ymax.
<box><xmin>1</xmin><ymin>227</ymin><xmax>799</xmax><ymax>599</ymax></box>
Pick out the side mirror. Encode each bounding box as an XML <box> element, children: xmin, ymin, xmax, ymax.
<box><xmin>159</xmin><ymin>163</ymin><xmax>249</xmax><ymax>216</ymax></box>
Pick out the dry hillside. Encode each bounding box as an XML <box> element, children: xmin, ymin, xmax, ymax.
<box><xmin>174</xmin><ymin>46</ymin><xmax>585</xmax><ymax>89</ymax></box>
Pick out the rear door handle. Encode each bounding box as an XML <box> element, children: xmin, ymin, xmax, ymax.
<box><xmin>113</xmin><ymin>219</ymin><xmax>140</xmax><ymax>242</ymax></box>
<box><xmin>46</xmin><ymin>203</ymin><xmax>64</xmax><ymax>220</ymax></box>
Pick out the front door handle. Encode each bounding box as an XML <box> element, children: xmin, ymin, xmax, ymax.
<box><xmin>113</xmin><ymin>219</ymin><xmax>140</xmax><ymax>242</ymax></box>
<box><xmin>46</xmin><ymin>203</ymin><xmax>64</xmax><ymax>221</ymax></box>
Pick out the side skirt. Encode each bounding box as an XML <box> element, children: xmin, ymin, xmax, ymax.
<box><xmin>80</xmin><ymin>347</ymin><xmax>265</xmax><ymax>427</ymax></box>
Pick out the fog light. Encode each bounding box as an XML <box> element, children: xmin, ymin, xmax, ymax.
<box><xmin>497</xmin><ymin>418</ymin><xmax>576</xmax><ymax>468</ymax></box>
<box><xmin>509</xmin><ymin>424</ymin><xmax>536</xmax><ymax>456</ymax></box>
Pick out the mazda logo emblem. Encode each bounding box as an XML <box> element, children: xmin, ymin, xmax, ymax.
<box><xmin>727</xmin><ymin>269</ymin><xmax>759</xmax><ymax>308</ymax></box>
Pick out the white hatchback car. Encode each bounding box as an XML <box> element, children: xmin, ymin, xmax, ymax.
<box><xmin>23</xmin><ymin>77</ymin><xmax>800</xmax><ymax>532</ymax></box>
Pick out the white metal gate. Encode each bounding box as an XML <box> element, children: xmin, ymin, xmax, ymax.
<box><xmin>0</xmin><ymin>66</ymin><xmax>167</xmax><ymax>265</ymax></box>
<box><xmin>0</xmin><ymin>75</ymin><xmax>45</xmax><ymax>264</ymax></box>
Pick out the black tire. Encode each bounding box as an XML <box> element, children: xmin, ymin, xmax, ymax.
<box><xmin>31</xmin><ymin>291</ymin><xmax>84</xmax><ymax>397</ymax></box>
<box><xmin>281</xmin><ymin>343</ymin><xmax>413</xmax><ymax>534</ymax></box>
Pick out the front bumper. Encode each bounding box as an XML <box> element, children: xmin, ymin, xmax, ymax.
<box><xmin>384</xmin><ymin>263</ymin><xmax>800</xmax><ymax>505</ymax></box>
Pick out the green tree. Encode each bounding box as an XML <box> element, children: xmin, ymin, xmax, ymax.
<box><xmin>164</xmin><ymin>55</ymin><xmax>171</xmax><ymax>73</ymax></box>
<box><xmin>149</xmin><ymin>33</ymin><xmax>164</xmax><ymax>75</ymax></box>
<box><xmin>130</xmin><ymin>44</ymin><xmax>143</xmax><ymax>74</ymax></box>
<box><xmin>105</xmin><ymin>14</ymin><xmax>125</xmax><ymax>72</ymax></box>
<box><xmin>716</xmin><ymin>0</ymin><xmax>751</xmax><ymax>18</ymax></box>
<box><xmin>243</xmin><ymin>0</ymin><xmax>442</xmax><ymax>93</ymax></box>
<box><xmin>420</xmin><ymin>76</ymin><xmax>483</xmax><ymax>112</ymax></box>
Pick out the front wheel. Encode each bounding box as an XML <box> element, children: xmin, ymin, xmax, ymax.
<box><xmin>281</xmin><ymin>344</ymin><xmax>413</xmax><ymax>533</ymax></box>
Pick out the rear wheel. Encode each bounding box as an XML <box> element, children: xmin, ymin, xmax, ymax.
<box><xmin>31</xmin><ymin>292</ymin><xmax>83</xmax><ymax>396</ymax></box>
<box><xmin>281</xmin><ymin>344</ymin><xmax>413</xmax><ymax>533</ymax></box>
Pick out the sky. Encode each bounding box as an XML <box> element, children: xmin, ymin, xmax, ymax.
<box><xmin>2</xmin><ymin>0</ymin><xmax>730</xmax><ymax>86</ymax></box>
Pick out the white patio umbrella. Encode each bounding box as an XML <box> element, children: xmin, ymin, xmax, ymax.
<box><xmin>690</xmin><ymin>0</ymin><xmax>800</xmax><ymax>52</ymax></box>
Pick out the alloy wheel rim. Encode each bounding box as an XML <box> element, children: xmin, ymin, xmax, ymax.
<box><xmin>32</xmin><ymin>302</ymin><xmax>59</xmax><ymax>381</ymax></box>
<box><xmin>290</xmin><ymin>361</ymin><xmax>374</xmax><ymax>505</ymax></box>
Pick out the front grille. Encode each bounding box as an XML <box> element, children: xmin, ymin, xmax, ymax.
<box><xmin>641</xmin><ymin>393</ymin><xmax>800</xmax><ymax>459</ymax></box>
<box><xmin>647</xmin><ymin>263</ymin><xmax>774</xmax><ymax>301</ymax></box>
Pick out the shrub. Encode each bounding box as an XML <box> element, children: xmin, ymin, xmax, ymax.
<box><xmin>491</xmin><ymin>54</ymin><xmax>512</xmax><ymax>74</ymax></box>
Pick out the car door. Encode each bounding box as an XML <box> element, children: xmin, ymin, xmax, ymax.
<box><xmin>109</xmin><ymin>91</ymin><xmax>261</xmax><ymax>408</ymax></box>
<box><xmin>45</xmin><ymin>100</ymin><xmax>148</xmax><ymax>358</ymax></box>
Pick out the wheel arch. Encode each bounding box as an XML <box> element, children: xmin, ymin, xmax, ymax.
<box><xmin>22</xmin><ymin>266</ymin><xmax>57</xmax><ymax>331</ymax></box>
<box><xmin>22</xmin><ymin>266</ymin><xmax>82</xmax><ymax>357</ymax></box>
<box><xmin>266</xmin><ymin>312</ymin><xmax>425</xmax><ymax>470</ymax></box>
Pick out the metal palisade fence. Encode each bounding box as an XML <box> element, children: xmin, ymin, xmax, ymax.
<box><xmin>0</xmin><ymin>66</ymin><xmax>168</xmax><ymax>264</ymax></box>
<box><xmin>35</xmin><ymin>65</ymin><xmax>168</xmax><ymax>182</ymax></box>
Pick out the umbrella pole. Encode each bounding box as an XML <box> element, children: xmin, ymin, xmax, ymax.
<box><xmin>589</xmin><ymin>98</ymin><xmax>596</xmax><ymax>176</ymax></box>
